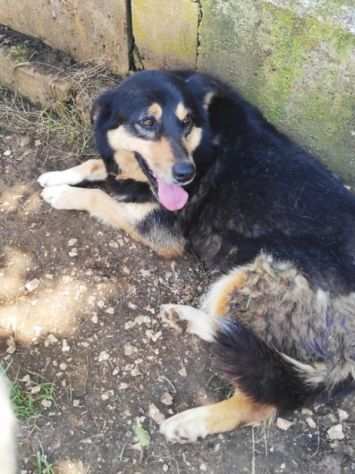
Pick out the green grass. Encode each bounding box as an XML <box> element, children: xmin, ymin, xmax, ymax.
<box><xmin>35</xmin><ymin>449</ymin><xmax>55</xmax><ymax>474</ymax></box>
<box><xmin>10</xmin><ymin>381</ymin><xmax>55</xmax><ymax>420</ymax></box>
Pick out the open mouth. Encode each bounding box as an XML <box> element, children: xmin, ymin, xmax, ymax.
<box><xmin>135</xmin><ymin>154</ymin><xmax>190</xmax><ymax>212</ymax></box>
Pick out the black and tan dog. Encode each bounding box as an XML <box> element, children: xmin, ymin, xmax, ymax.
<box><xmin>39</xmin><ymin>70</ymin><xmax>355</xmax><ymax>443</ymax></box>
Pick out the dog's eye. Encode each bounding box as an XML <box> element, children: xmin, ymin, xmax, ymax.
<box><xmin>138</xmin><ymin>116</ymin><xmax>156</xmax><ymax>129</ymax></box>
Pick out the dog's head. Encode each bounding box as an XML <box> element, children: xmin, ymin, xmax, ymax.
<box><xmin>92</xmin><ymin>70</ymin><xmax>208</xmax><ymax>211</ymax></box>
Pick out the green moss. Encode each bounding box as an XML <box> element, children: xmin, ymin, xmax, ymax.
<box><xmin>8</xmin><ymin>44</ymin><xmax>30</xmax><ymax>63</ymax></box>
<box><xmin>199</xmin><ymin>0</ymin><xmax>355</xmax><ymax>183</ymax></box>
<box><xmin>253</xmin><ymin>3</ymin><xmax>355</xmax><ymax>175</ymax></box>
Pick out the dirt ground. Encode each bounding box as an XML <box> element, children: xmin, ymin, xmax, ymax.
<box><xmin>0</xmin><ymin>89</ymin><xmax>355</xmax><ymax>474</ymax></box>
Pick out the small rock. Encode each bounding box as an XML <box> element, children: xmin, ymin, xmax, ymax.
<box><xmin>161</xmin><ymin>392</ymin><xmax>173</xmax><ymax>406</ymax></box>
<box><xmin>73</xmin><ymin>399</ymin><xmax>80</xmax><ymax>407</ymax></box>
<box><xmin>3</xmin><ymin>150</ymin><xmax>11</xmax><ymax>156</ymax></box>
<box><xmin>19</xmin><ymin>136</ymin><xmax>31</xmax><ymax>148</ymax></box>
<box><xmin>59</xmin><ymin>363</ymin><xmax>67</xmax><ymax>371</ymax></box>
<box><xmin>68</xmin><ymin>248</ymin><xmax>78</xmax><ymax>257</ymax></box>
<box><xmin>105</xmin><ymin>307</ymin><xmax>115</xmax><ymax>315</ymax></box>
<box><xmin>119</xmin><ymin>382</ymin><xmax>128</xmax><ymax>390</ymax></box>
<box><xmin>67</xmin><ymin>238</ymin><xmax>77</xmax><ymax>247</ymax></box>
<box><xmin>124</xmin><ymin>343</ymin><xmax>137</xmax><ymax>357</ymax></box>
<box><xmin>131</xmin><ymin>366</ymin><xmax>141</xmax><ymax>377</ymax></box>
<box><xmin>306</xmin><ymin>417</ymin><xmax>317</xmax><ymax>429</ymax></box>
<box><xmin>301</xmin><ymin>408</ymin><xmax>313</xmax><ymax>416</ymax></box>
<box><xmin>101</xmin><ymin>391</ymin><xmax>113</xmax><ymax>401</ymax></box>
<box><xmin>41</xmin><ymin>400</ymin><xmax>52</xmax><ymax>409</ymax></box>
<box><xmin>337</xmin><ymin>409</ymin><xmax>349</xmax><ymax>422</ymax></box>
<box><xmin>98</xmin><ymin>351</ymin><xmax>110</xmax><ymax>362</ymax></box>
<box><xmin>62</xmin><ymin>340</ymin><xmax>70</xmax><ymax>352</ymax></box>
<box><xmin>6</xmin><ymin>337</ymin><xmax>16</xmax><ymax>354</ymax></box>
<box><xmin>44</xmin><ymin>334</ymin><xmax>58</xmax><ymax>347</ymax></box>
<box><xmin>97</xmin><ymin>300</ymin><xmax>105</xmax><ymax>309</ymax></box>
<box><xmin>327</xmin><ymin>424</ymin><xmax>344</xmax><ymax>440</ymax></box>
<box><xmin>276</xmin><ymin>417</ymin><xmax>293</xmax><ymax>431</ymax></box>
<box><xmin>31</xmin><ymin>385</ymin><xmax>42</xmax><ymax>394</ymax></box>
<box><xmin>178</xmin><ymin>366</ymin><xmax>187</xmax><ymax>377</ymax></box>
<box><xmin>148</xmin><ymin>403</ymin><xmax>165</xmax><ymax>425</ymax></box>
<box><xmin>200</xmin><ymin>464</ymin><xmax>207</xmax><ymax>472</ymax></box>
<box><xmin>25</xmin><ymin>279</ymin><xmax>40</xmax><ymax>292</ymax></box>
<box><xmin>34</xmin><ymin>139</ymin><xmax>41</xmax><ymax>147</ymax></box>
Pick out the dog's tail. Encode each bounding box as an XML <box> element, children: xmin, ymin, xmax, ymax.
<box><xmin>0</xmin><ymin>374</ymin><xmax>17</xmax><ymax>474</ymax></box>
<box><xmin>215</xmin><ymin>319</ymin><xmax>328</xmax><ymax>412</ymax></box>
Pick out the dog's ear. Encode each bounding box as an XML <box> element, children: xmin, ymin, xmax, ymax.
<box><xmin>90</xmin><ymin>89</ymin><xmax>120</xmax><ymax>129</ymax></box>
<box><xmin>91</xmin><ymin>89</ymin><xmax>121</xmax><ymax>161</ymax></box>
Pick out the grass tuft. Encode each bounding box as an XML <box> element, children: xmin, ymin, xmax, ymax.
<box><xmin>10</xmin><ymin>381</ymin><xmax>55</xmax><ymax>420</ymax></box>
<box><xmin>36</xmin><ymin>449</ymin><xmax>55</xmax><ymax>474</ymax></box>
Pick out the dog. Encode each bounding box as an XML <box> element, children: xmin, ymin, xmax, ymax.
<box><xmin>0</xmin><ymin>374</ymin><xmax>17</xmax><ymax>473</ymax></box>
<box><xmin>38</xmin><ymin>70</ymin><xmax>355</xmax><ymax>443</ymax></box>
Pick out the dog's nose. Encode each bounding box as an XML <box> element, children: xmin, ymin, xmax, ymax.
<box><xmin>172</xmin><ymin>162</ymin><xmax>196</xmax><ymax>184</ymax></box>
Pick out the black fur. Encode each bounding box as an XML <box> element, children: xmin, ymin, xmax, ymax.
<box><xmin>215</xmin><ymin>319</ymin><xmax>323</xmax><ymax>411</ymax></box>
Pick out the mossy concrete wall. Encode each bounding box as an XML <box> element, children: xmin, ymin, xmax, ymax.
<box><xmin>0</xmin><ymin>0</ymin><xmax>129</xmax><ymax>73</ymax></box>
<box><xmin>197</xmin><ymin>0</ymin><xmax>355</xmax><ymax>184</ymax></box>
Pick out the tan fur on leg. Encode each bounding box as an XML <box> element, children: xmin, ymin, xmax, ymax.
<box><xmin>38</xmin><ymin>159</ymin><xmax>107</xmax><ymax>187</ymax></box>
<box><xmin>201</xmin><ymin>270</ymin><xmax>247</xmax><ymax>316</ymax></box>
<box><xmin>161</xmin><ymin>390</ymin><xmax>275</xmax><ymax>443</ymax></box>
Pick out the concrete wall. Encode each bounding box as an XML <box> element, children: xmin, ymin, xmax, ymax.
<box><xmin>0</xmin><ymin>0</ymin><xmax>129</xmax><ymax>73</ymax></box>
<box><xmin>132</xmin><ymin>0</ymin><xmax>199</xmax><ymax>69</ymax></box>
<box><xmin>0</xmin><ymin>0</ymin><xmax>354</xmax><ymax>183</ymax></box>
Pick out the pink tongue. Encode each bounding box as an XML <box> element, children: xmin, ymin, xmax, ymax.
<box><xmin>157</xmin><ymin>178</ymin><xmax>189</xmax><ymax>211</ymax></box>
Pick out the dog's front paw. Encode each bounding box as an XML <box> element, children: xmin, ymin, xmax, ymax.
<box><xmin>160</xmin><ymin>407</ymin><xmax>209</xmax><ymax>443</ymax></box>
<box><xmin>41</xmin><ymin>185</ymin><xmax>76</xmax><ymax>210</ymax></box>
<box><xmin>38</xmin><ymin>169</ymin><xmax>80</xmax><ymax>187</ymax></box>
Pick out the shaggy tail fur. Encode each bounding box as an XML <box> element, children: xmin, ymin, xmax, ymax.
<box><xmin>215</xmin><ymin>319</ymin><xmax>325</xmax><ymax>412</ymax></box>
<box><xmin>0</xmin><ymin>374</ymin><xmax>17</xmax><ymax>474</ymax></box>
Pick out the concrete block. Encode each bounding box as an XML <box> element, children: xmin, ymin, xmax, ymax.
<box><xmin>132</xmin><ymin>0</ymin><xmax>199</xmax><ymax>69</ymax></box>
<box><xmin>0</xmin><ymin>45</ymin><xmax>73</xmax><ymax>109</ymax></box>
<box><xmin>0</xmin><ymin>0</ymin><xmax>129</xmax><ymax>74</ymax></box>
<box><xmin>198</xmin><ymin>0</ymin><xmax>355</xmax><ymax>184</ymax></box>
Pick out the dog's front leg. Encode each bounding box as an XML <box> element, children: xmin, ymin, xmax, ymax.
<box><xmin>38</xmin><ymin>159</ymin><xmax>108</xmax><ymax>187</ymax></box>
<box><xmin>41</xmin><ymin>185</ymin><xmax>185</xmax><ymax>257</ymax></box>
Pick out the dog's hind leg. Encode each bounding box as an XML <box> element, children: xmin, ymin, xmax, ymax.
<box><xmin>159</xmin><ymin>270</ymin><xmax>248</xmax><ymax>341</ymax></box>
<box><xmin>38</xmin><ymin>159</ymin><xmax>107</xmax><ymax>187</ymax></box>
<box><xmin>161</xmin><ymin>390</ymin><xmax>275</xmax><ymax>443</ymax></box>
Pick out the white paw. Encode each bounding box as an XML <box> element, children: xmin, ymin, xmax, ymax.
<box><xmin>41</xmin><ymin>185</ymin><xmax>75</xmax><ymax>210</ymax></box>
<box><xmin>159</xmin><ymin>304</ymin><xmax>185</xmax><ymax>333</ymax></box>
<box><xmin>160</xmin><ymin>407</ymin><xmax>209</xmax><ymax>443</ymax></box>
<box><xmin>38</xmin><ymin>170</ymin><xmax>81</xmax><ymax>187</ymax></box>
<box><xmin>159</xmin><ymin>304</ymin><xmax>215</xmax><ymax>342</ymax></box>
